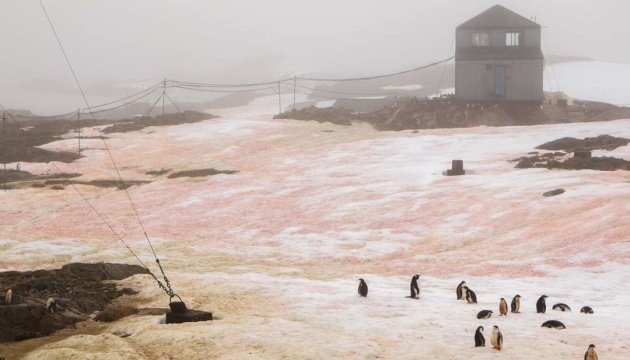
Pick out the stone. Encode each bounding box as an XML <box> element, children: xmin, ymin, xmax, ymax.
<box><xmin>543</xmin><ymin>189</ymin><xmax>565</xmax><ymax>197</ymax></box>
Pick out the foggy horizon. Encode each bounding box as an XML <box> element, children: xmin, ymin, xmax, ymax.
<box><xmin>2</xmin><ymin>0</ymin><xmax>630</xmax><ymax>113</ymax></box>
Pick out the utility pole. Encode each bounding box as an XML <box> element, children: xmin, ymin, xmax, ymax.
<box><xmin>2</xmin><ymin>112</ymin><xmax>6</xmax><ymax>192</ymax></box>
<box><xmin>162</xmin><ymin>79</ymin><xmax>166</xmax><ymax>118</ymax></box>
<box><xmin>293</xmin><ymin>75</ymin><xmax>297</xmax><ymax>112</ymax></box>
<box><xmin>278</xmin><ymin>82</ymin><xmax>282</xmax><ymax>114</ymax></box>
<box><xmin>77</xmin><ymin>108</ymin><xmax>81</xmax><ymax>155</ymax></box>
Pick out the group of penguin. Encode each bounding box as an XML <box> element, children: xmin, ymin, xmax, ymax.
<box><xmin>357</xmin><ymin>277</ymin><xmax>599</xmax><ymax>359</ymax></box>
<box><xmin>3</xmin><ymin>288</ymin><xmax>58</xmax><ymax>313</ymax></box>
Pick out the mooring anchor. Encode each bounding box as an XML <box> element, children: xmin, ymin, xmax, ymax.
<box><xmin>165</xmin><ymin>295</ymin><xmax>213</xmax><ymax>324</ymax></box>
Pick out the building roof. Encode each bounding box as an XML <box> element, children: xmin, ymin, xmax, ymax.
<box><xmin>456</xmin><ymin>47</ymin><xmax>544</xmax><ymax>61</ymax></box>
<box><xmin>457</xmin><ymin>4</ymin><xmax>540</xmax><ymax>30</ymax></box>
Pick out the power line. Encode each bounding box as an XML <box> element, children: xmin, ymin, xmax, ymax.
<box><xmin>168</xmin><ymin>56</ymin><xmax>453</xmax><ymax>87</ymax></box>
<box><xmin>294</xmin><ymin>89</ymin><xmax>390</xmax><ymax>102</ymax></box>
<box><xmin>85</xmin><ymin>86</ymin><xmax>162</xmax><ymax>115</ymax></box>
<box><xmin>289</xmin><ymin>82</ymin><xmax>396</xmax><ymax>97</ymax></box>
<box><xmin>298</xmin><ymin>56</ymin><xmax>454</xmax><ymax>82</ymax></box>
<box><xmin>6</xmin><ymin>57</ymin><xmax>453</xmax><ymax>119</ymax></box>
<box><xmin>171</xmin><ymin>85</ymin><xmax>276</xmax><ymax>93</ymax></box>
<box><xmin>171</xmin><ymin>78</ymin><xmax>293</xmax><ymax>88</ymax></box>
<box><xmin>38</xmin><ymin>0</ymin><xmax>177</xmax><ymax>299</ymax></box>
<box><xmin>435</xmin><ymin>35</ymin><xmax>455</xmax><ymax>96</ymax></box>
<box><xmin>83</xmin><ymin>82</ymin><xmax>163</xmax><ymax>111</ymax></box>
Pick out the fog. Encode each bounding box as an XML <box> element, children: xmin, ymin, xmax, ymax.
<box><xmin>1</xmin><ymin>0</ymin><xmax>629</xmax><ymax>113</ymax></box>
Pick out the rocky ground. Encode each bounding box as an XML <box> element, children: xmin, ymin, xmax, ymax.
<box><xmin>276</xmin><ymin>96</ymin><xmax>630</xmax><ymax>131</ymax></box>
<box><xmin>513</xmin><ymin>135</ymin><xmax>630</xmax><ymax>171</ymax></box>
<box><xmin>0</xmin><ymin>263</ymin><xmax>148</xmax><ymax>343</ymax></box>
<box><xmin>0</xmin><ymin>111</ymin><xmax>215</xmax><ymax>165</ymax></box>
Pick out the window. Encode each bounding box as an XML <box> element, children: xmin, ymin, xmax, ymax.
<box><xmin>506</xmin><ymin>32</ymin><xmax>521</xmax><ymax>47</ymax></box>
<box><xmin>472</xmin><ymin>32</ymin><xmax>489</xmax><ymax>47</ymax></box>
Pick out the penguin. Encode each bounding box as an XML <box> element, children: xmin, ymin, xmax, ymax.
<box><xmin>465</xmin><ymin>287</ymin><xmax>477</xmax><ymax>304</ymax></box>
<box><xmin>4</xmin><ymin>289</ymin><xmax>12</xmax><ymax>305</ymax></box>
<box><xmin>409</xmin><ymin>274</ymin><xmax>420</xmax><ymax>299</ymax></box>
<box><xmin>552</xmin><ymin>303</ymin><xmax>571</xmax><ymax>312</ymax></box>
<box><xmin>499</xmin><ymin>298</ymin><xmax>508</xmax><ymax>316</ymax></box>
<box><xmin>584</xmin><ymin>344</ymin><xmax>598</xmax><ymax>360</ymax></box>
<box><xmin>456</xmin><ymin>281</ymin><xmax>466</xmax><ymax>300</ymax></box>
<box><xmin>45</xmin><ymin>297</ymin><xmax>56</xmax><ymax>313</ymax></box>
<box><xmin>490</xmin><ymin>325</ymin><xmax>503</xmax><ymax>350</ymax></box>
<box><xmin>580</xmin><ymin>306</ymin><xmax>594</xmax><ymax>314</ymax></box>
<box><xmin>477</xmin><ymin>310</ymin><xmax>493</xmax><ymax>319</ymax></box>
<box><xmin>510</xmin><ymin>294</ymin><xmax>521</xmax><ymax>313</ymax></box>
<box><xmin>474</xmin><ymin>326</ymin><xmax>485</xmax><ymax>347</ymax></box>
<box><xmin>358</xmin><ymin>279</ymin><xmax>368</xmax><ymax>297</ymax></box>
<box><xmin>536</xmin><ymin>295</ymin><xmax>548</xmax><ymax>313</ymax></box>
<box><xmin>541</xmin><ymin>320</ymin><xmax>566</xmax><ymax>329</ymax></box>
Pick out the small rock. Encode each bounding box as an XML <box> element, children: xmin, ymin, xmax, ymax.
<box><xmin>543</xmin><ymin>189</ymin><xmax>565</xmax><ymax>197</ymax></box>
<box><xmin>112</xmin><ymin>329</ymin><xmax>131</xmax><ymax>338</ymax></box>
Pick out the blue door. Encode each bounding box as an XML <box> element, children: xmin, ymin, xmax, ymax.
<box><xmin>494</xmin><ymin>65</ymin><xmax>506</xmax><ymax>97</ymax></box>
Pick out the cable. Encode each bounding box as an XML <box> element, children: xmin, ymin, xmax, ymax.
<box><xmin>0</xmin><ymin>103</ymin><xmax>148</xmax><ymax>267</ymax></box>
<box><xmin>290</xmin><ymin>83</ymin><xmax>396</xmax><ymax>97</ymax></box>
<box><xmin>39</xmin><ymin>0</ymin><xmax>177</xmax><ymax>299</ymax></box>
<box><xmin>87</xmin><ymin>86</ymin><xmax>161</xmax><ymax>115</ymax></box>
<box><xmin>84</xmin><ymin>82</ymin><xmax>163</xmax><ymax>110</ymax></box>
<box><xmin>15</xmin><ymin>110</ymin><xmax>78</xmax><ymax>120</ymax></box>
<box><xmin>298</xmin><ymin>56</ymin><xmax>454</xmax><ymax>82</ymax></box>
<box><xmin>143</xmin><ymin>93</ymin><xmax>164</xmax><ymax>117</ymax></box>
<box><xmin>171</xmin><ymin>85</ymin><xmax>276</xmax><ymax>93</ymax></box>
<box><xmin>164</xmin><ymin>92</ymin><xmax>183</xmax><ymax>114</ymax></box>
<box><xmin>171</xmin><ymin>78</ymin><xmax>293</xmax><ymax>88</ymax></box>
<box><xmin>169</xmin><ymin>56</ymin><xmax>453</xmax><ymax>87</ymax></box>
<box><xmin>435</xmin><ymin>35</ymin><xmax>455</xmax><ymax>96</ymax></box>
<box><xmin>294</xmin><ymin>89</ymin><xmax>391</xmax><ymax>102</ymax></box>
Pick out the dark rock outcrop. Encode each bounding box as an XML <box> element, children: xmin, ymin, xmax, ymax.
<box><xmin>514</xmin><ymin>135</ymin><xmax>630</xmax><ymax>172</ymax></box>
<box><xmin>0</xmin><ymin>263</ymin><xmax>148</xmax><ymax>342</ymax></box>
<box><xmin>536</xmin><ymin>135</ymin><xmax>629</xmax><ymax>152</ymax></box>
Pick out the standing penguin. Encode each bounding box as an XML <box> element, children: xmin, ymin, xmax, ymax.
<box><xmin>490</xmin><ymin>325</ymin><xmax>503</xmax><ymax>350</ymax></box>
<box><xmin>4</xmin><ymin>289</ymin><xmax>12</xmax><ymax>305</ymax></box>
<box><xmin>536</xmin><ymin>295</ymin><xmax>548</xmax><ymax>314</ymax></box>
<box><xmin>584</xmin><ymin>344</ymin><xmax>598</xmax><ymax>360</ymax></box>
<box><xmin>409</xmin><ymin>274</ymin><xmax>420</xmax><ymax>299</ymax></box>
<box><xmin>456</xmin><ymin>281</ymin><xmax>466</xmax><ymax>300</ymax></box>
<box><xmin>474</xmin><ymin>326</ymin><xmax>485</xmax><ymax>347</ymax></box>
<box><xmin>45</xmin><ymin>297</ymin><xmax>56</xmax><ymax>313</ymax></box>
<box><xmin>499</xmin><ymin>298</ymin><xmax>508</xmax><ymax>316</ymax></box>
<box><xmin>510</xmin><ymin>294</ymin><xmax>521</xmax><ymax>313</ymax></box>
<box><xmin>358</xmin><ymin>279</ymin><xmax>368</xmax><ymax>297</ymax></box>
<box><xmin>465</xmin><ymin>287</ymin><xmax>477</xmax><ymax>304</ymax></box>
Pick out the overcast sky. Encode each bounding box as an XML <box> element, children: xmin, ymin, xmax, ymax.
<box><xmin>1</xmin><ymin>0</ymin><xmax>629</xmax><ymax>112</ymax></box>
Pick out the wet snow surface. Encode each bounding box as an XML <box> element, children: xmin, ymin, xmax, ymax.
<box><xmin>1</xmin><ymin>110</ymin><xmax>629</xmax><ymax>359</ymax></box>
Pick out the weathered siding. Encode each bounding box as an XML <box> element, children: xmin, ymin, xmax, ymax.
<box><xmin>455</xmin><ymin>59</ymin><xmax>543</xmax><ymax>101</ymax></box>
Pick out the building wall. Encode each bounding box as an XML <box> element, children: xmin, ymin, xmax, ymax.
<box><xmin>455</xmin><ymin>59</ymin><xmax>544</xmax><ymax>101</ymax></box>
<box><xmin>456</xmin><ymin>28</ymin><xmax>541</xmax><ymax>48</ymax></box>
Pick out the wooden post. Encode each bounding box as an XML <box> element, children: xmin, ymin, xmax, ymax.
<box><xmin>278</xmin><ymin>82</ymin><xmax>282</xmax><ymax>114</ymax></box>
<box><xmin>293</xmin><ymin>76</ymin><xmax>297</xmax><ymax>111</ymax></box>
<box><xmin>77</xmin><ymin>108</ymin><xmax>81</xmax><ymax>155</ymax></box>
<box><xmin>2</xmin><ymin>112</ymin><xmax>6</xmax><ymax>191</ymax></box>
<box><xmin>162</xmin><ymin>79</ymin><xmax>166</xmax><ymax>118</ymax></box>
